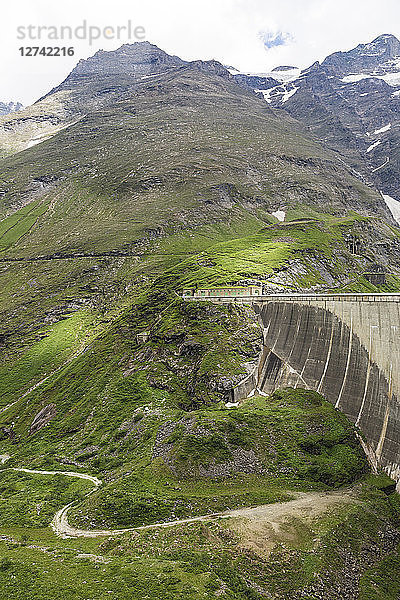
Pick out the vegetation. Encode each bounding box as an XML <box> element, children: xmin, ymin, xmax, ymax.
<box><xmin>0</xmin><ymin>470</ymin><xmax>92</xmax><ymax>527</ymax></box>
<box><xmin>0</xmin><ymin>474</ymin><xmax>398</xmax><ymax>599</ymax></box>
<box><xmin>0</xmin><ymin>52</ymin><xmax>400</xmax><ymax>599</ymax></box>
<box><xmin>60</xmin><ymin>388</ymin><xmax>368</xmax><ymax>529</ymax></box>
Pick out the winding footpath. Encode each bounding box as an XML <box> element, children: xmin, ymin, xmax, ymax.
<box><xmin>2</xmin><ymin>464</ymin><xmax>356</xmax><ymax>539</ymax></box>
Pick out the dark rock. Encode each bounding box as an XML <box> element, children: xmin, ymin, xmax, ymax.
<box><xmin>29</xmin><ymin>404</ymin><xmax>57</xmax><ymax>434</ymax></box>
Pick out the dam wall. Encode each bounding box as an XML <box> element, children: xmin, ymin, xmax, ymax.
<box><xmin>193</xmin><ymin>294</ymin><xmax>400</xmax><ymax>484</ymax></box>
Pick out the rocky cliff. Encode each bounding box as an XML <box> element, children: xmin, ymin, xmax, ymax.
<box><xmin>237</xmin><ymin>34</ymin><xmax>400</xmax><ymax>208</ymax></box>
<box><xmin>0</xmin><ymin>101</ymin><xmax>22</xmax><ymax>116</ymax></box>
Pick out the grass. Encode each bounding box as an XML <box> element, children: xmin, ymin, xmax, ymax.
<box><xmin>0</xmin><ymin>56</ymin><xmax>400</xmax><ymax>598</ymax></box>
<box><xmin>0</xmin><ymin>310</ymin><xmax>99</xmax><ymax>407</ymax></box>
<box><xmin>0</xmin><ymin>387</ymin><xmax>396</xmax><ymax>599</ymax></box>
<box><xmin>0</xmin><ymin>198</ymin><xmax>51</xmax><ymax>253</ymax></box>
<box><xmin>0</xmin><ymin>470</ymin><xmax>92</xmax><ymax>527</ymax></box>
<box><xmin>65</xmin><ymin>388</ymin><xmax>368</xmax><ymax>529</ymax></box>
<box><xmin>0</xmin><ymin>474</ymin><xmax>397</xmax><ymax>599</ymax></box>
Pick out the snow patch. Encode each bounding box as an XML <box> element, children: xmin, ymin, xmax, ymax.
<box><xmin>268</xmin><ymin>68</ymin><xmax>301</xmax><ymax>82</ymax></box>
<box><xmin>372</xmin><ymin>157</ymin><xmax>389</xmax><ymax>172</ymax></box>
<box><xmin>26</xmin><ymin>138</ymin><xmax>43</xmax><ymax>148</ymax></box>
<box><xmin>232</xmin><ymin>68</ymin><xmax>300</xmax><ymax>83</ymax></box>
<box><xmin>366</xmin><ymin>140</ymin><xmax>382</xmax><ymax>153</ymax></box>
<box><xmin>381</xmin><ymin>192</ymin><xmax>400</xmax><ymax>225</ymax></box>
<box><xmin>255</xmin><ymin>89</ymin><xmax>275</xmax><ymax>103</ymax></box>
<box><xmin>381</xmin><ymin>72</ymin><xmax>400</xmax><ymax>86</ymax></box>
<box><xmin>341</xmin><ymin>72</ymin><xmax>400</xmax><ymax>87</ymax></box>
<box><xmin>374</xmin><ymin>123</ymin><xmax>391</xmax><ymax>134</ymax></box>
<box><xmin>272</xmin><ymin>210</ymin><xmax>286</xmax><ymax>222</ymax></box>
<box><xmin>258</xmin><ymin>85</ymin><xmax>298</xmax><ymax>104</ymax></box>
<box><xmin>341</xmin><ymin>74</ymin><xmax>372</xmax><ymax>83</ymax></box>
<box><xmin>25</xmin><ymin>119</ymin><xmax>82</xmax><ymax>150</ymax></box>
<box><xmin>140</xmin><ymin>74</ymin><xmax>159</xmax><ymax>79</ymax></box>
<box><xmin>282</xmin><ymin>86</ymin><xmax>299</xmax><ymax>103</ymax></box>
<box><xmin>225</xmin><ymin>402</ymin><xmax>239</xmax><ymax>408</ymax></box>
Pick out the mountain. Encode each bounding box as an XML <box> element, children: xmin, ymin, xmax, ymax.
<box><xmin>1</xmin><ymin>41</ymin><xmax>399</xmax><ymax>445</ymax></box>
<box><xmin>240</xmin><ymin>34</ymin><xmax>400</xmax><ymax>209</ymax></box>
<box><xmin>0</xmin><ymin>101</ymin><xmax>22</xmax><ymax>116</ymax></box>
<box><xmin>321</xmin><ymin>33</ymin><xmax>400</xmax><ymax>76</ymax></box>
<box><xmin>0</xmin><ymin>42</ymin><xmax>185</xmax><ymax>157</ymax></box>
<box><xmin>0</xmin><ymin>41</ymin><xmax>400</xmax><ymax>598</ymax></box>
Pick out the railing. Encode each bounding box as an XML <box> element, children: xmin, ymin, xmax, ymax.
<box><xmin>185</xmin><ymin>293</ymin><xmax>400</xmax><ymax>303</ymax></box>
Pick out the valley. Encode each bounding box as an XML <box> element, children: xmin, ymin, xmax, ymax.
<box><xmin>1</xmin><ymin>36</ymin><xmax>400</xmax><ymax>599</ymax></box>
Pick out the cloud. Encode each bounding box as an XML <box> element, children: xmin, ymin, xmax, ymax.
<box><xmin>259</xmin><ymin>29</ymin><xmax>293</xmax><ymax>49</ymax></box>
<box><xmin>3</xmin><ymin>0</ymin><xmax>400</xmax><ymax>104</ymax></box>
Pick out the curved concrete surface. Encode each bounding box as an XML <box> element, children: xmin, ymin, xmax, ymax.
<box><xmin>192</xmin><ymin>294</ymin><xmax>400</xmax><ymax>484</ymax></box>
<box><xmin>254</xmin><ymin>296</ymin><xmax>400</xmax><ymax>483</ymax></box>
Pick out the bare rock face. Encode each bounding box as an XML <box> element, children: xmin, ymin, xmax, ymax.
<box><xmin>30</xmin><ymin>404</ymin><xmax>57</xmax><ymax>434</ymax></box>
<box><xmin>321</xmin><ymin>33</ymin><xmax>400</xmax><ymax>76</ymax></box>
<box><xmin>0</xmin><ymin>102</ymin><xmax>22</xmax><ymax>116</ymax></box>
<box><xmin>62</xmin><ymin>41</ymin><xmax>186</xmax><ymax>81</ymax></box>
<box><xmin>241</xmin><ymin>33</ymin><xmax>400</xmax><ymax>203</ymax></box>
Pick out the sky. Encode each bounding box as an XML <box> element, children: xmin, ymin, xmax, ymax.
<box><xmin>2</xmin><ymin>0</ymin><xmax>400</xmax><ymax>105</ymax></box>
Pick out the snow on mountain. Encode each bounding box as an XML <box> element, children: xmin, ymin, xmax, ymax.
<box><xmin>341</xmin><ymin>72</ymin><xmax>400</xmax><ymax>86</ymax></box>
<box><xmin>268</xmin><ymin>67</ymin><xmax>301</xmax><ymax>82</ymax></box>
<box><xmin>256</xmin><ymin>83</ymin><xmax>299</xmax><ymax>104</ymax></box>
<box><xmin>272</xmin><ymin>210</ymin><xmax>286</xmax><ymax>222</ymax></box>
<box><xmin>382</xmin><ymin>192</ymin><xmax>400</xmax><ymax>224</ymax></box>
<box><xmin>228</xmin><ymin>67</ymin><xmax>300</xmax><ymax>83</ymax></box>
<box><xmin>374</xmin><ymin>124</ymin><xmax>391</xmax><ymax>134</ymax></box>
<box><xmin>366</xmin><ymin>140</ymin><xmax>382</xmax><ymax>153</ymax></box>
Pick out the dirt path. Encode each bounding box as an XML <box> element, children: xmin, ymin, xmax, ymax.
<box><xmin>226</xmin><ymin>489</ymin><xmax>357</xmax><ymax>556</ymax></box>
<box><xmin>52</xmin><ymin>488</ymin><xmax>357</xmax><ymax>539</ymax></box>
<box><xmin>13</xmin><ymin>468</ymin><xmax>101</xmax><ymax>487</ymax></box>
<box><xmin>0</xmin><ymin>343</ymin><xmax>92</xmax><ymax>416</ymax></box>
<box><xmin>6</xmin><ymin>467</ymin><xmax>356</xmax><ymax>539</ymax></box>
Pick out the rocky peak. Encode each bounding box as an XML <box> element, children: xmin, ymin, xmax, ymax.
<box><xmin>321</xmin><ymin>33</ymin><xmax>400</xmax><ymax>76</ymax></box>
<box><xmin>272</xmin><ymin>65</ymin><xmax>297</xmax><ymax>72</ymax></box>
<box><xmin>69</xmin><ymin>41</ymin><xmax>186</xmax><ymax>78</ymax></box>
<box><xmin>300</xmin><ymin>61</ymin><xmax>321</xmax><ymax>76</ymax></box>
<box><xmin>188</xmin><ymin>59</ymin><xmax>232</xmax><ymax>79</ymax></box>
<box><xmin>368</xmin><ymin>33</ymin><xmax>400</xmax><ymax>55</ymax></box>
<box><xmin>0</xmin><ymin>101</ymin><xmax>23</xmax><ymax>116</ymax></box>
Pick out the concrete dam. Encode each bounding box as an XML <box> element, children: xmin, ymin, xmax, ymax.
<box><xmin>196</xmin><ymin>294</ymin><xmax>400</xmax><ymax>485</ymax></box>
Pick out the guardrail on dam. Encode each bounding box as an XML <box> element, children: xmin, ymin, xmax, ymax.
<box><xmin>192</xmin><ymin>294</ymin><xmax>400</xmax><ymax>485</ymax></box>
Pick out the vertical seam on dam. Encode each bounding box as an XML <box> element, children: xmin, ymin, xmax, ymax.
<box><xmin>376</xmin><ymin>364</ymin><xmax>393</xmax><ymax>459</ymax></box>
<box><xmin>317</xmin><ymin>320</ymin><xmax>334</xmax><ymax>393</ymax></box>
<box><xmin>355</xmin><ymin>326</ymin><xmax>373</xmax><ymax>427</ymax></box>
<box><xmin>335</xmin><ymin>313</ymin><xmax>353</xmax><ymax>409</ymax></box>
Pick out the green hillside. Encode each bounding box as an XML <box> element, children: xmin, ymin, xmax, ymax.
<box><xmin>1</xmin><ymin>45</ymin><xmax>400</xmax><ymax>599</ymax></box>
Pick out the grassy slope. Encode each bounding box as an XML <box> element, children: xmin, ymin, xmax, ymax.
<box><xmin>0</xmin><ymin>470</ymin><xmax>92</xmax><ymax>527</ymax></box>
<box><xmin>0</xmin><ymin>61</ymin><xmax>400</xmax><ymax>598</ymax></box>
<box><xmin>68</xmin><ymin>389</ymin><xmax>368</xmax><ymax>529</ymax></box>
<box><xmin>0</xmin><ymin>473</ymin><xmax>398</xmax><ymax>599</ymax></box>
<box><xmin>0</xmin><ymin>389</ymin><xmax>398</xmax><ymax>599</ymax></box>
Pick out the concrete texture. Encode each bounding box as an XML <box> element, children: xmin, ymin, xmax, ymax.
<box><xmin>193</xmin><ymin>294</ymin><xmax>400</xmax><ymax>484</ymax></box>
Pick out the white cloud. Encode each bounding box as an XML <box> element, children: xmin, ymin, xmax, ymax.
<box><xmin>259</xmin><ymin>30</ymin><xmax>293</xmax><ymax>49</ymax></box>
<box><xmin>2</xmin><ymin>0</ymin><xmax>400</xmax><ymax>105</ymax></box>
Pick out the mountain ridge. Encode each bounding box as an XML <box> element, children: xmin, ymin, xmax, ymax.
<box><xmin>236</xmin><ymin>33</ymin><xmax>400</xmax><ymax>208</ymax></box>
<box><xmin>0</xmin><ymin>36</ymin><xmax>400</xmax><ymax>599</ymax></box>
